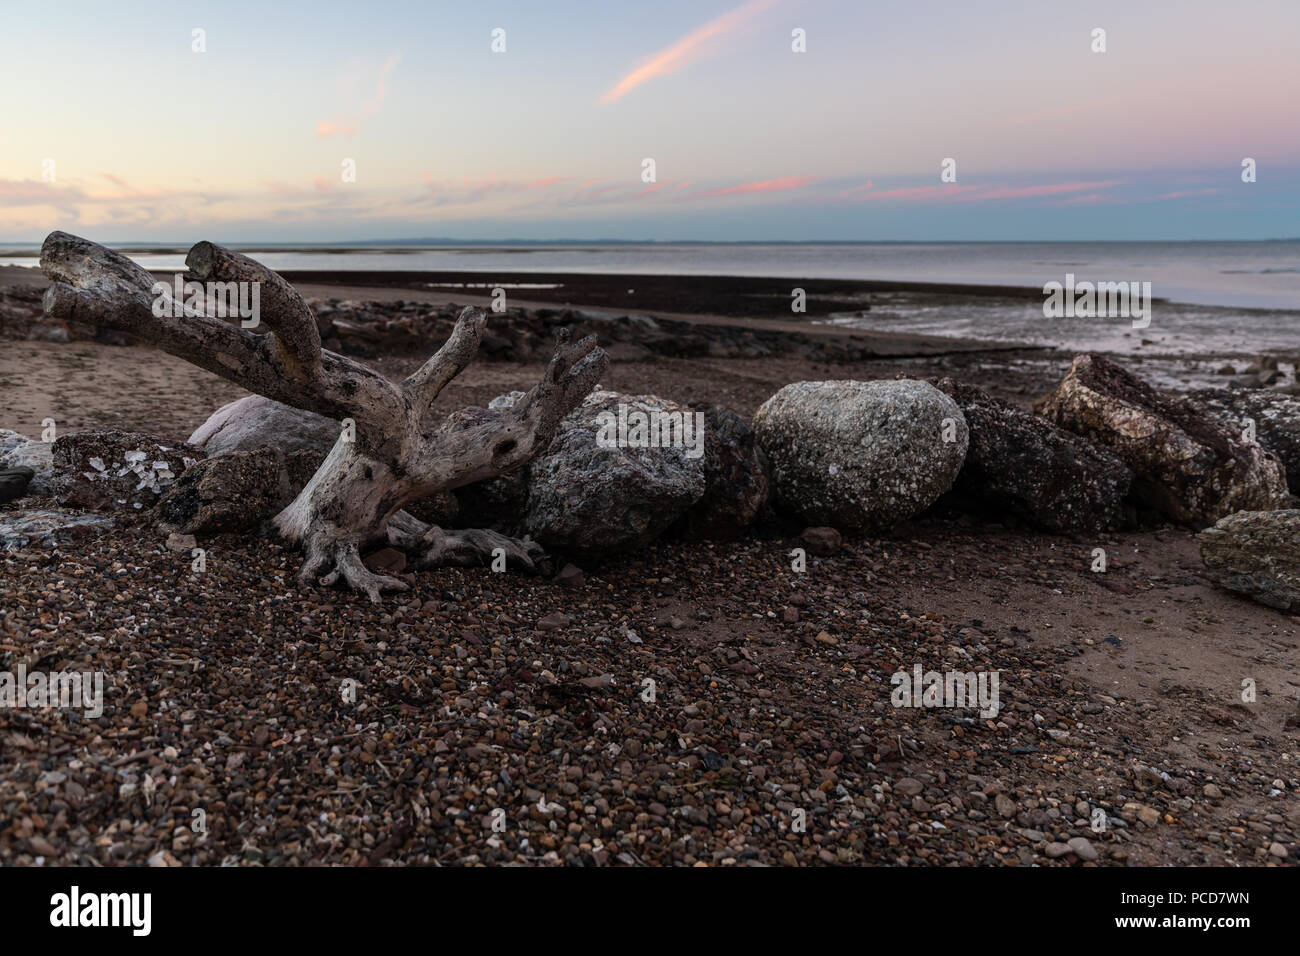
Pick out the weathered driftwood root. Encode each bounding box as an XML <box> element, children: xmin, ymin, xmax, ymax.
<box><xmin>41</xmin><ymin>231</ymin><xmax>608</xmax><ymax>601</ymax></box>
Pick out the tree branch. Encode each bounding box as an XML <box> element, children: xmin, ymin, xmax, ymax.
<box><xmin>413</xmin><ymin>329</ymin><xmax>607</xmax><ymax>489</ymax></box>
<box><xmin>185</xmin><ymin>241</ymin><xmax>322</xmax><ymax>376</ymax></box>
<box><xmin>401</xmin><ymin>306</ymin><xmax>487</xmax><ymax>416</ymax></box>
<box><xmin>40</xmin><ymin>232</ymin><xmax>402</xmax><ymax>433</ymax></box>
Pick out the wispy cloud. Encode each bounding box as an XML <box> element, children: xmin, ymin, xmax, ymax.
<box><xmin>694</xmin><ymin>175</ymin><xmax>816</xmax><ymax>198</ymax></box>
<box><xmin>1156</xmin><ymin>187</ymin><xmax>1227</xmax><ymax>200</ymax></box>
<box><xmin>316</xmin><ymin>52</ymin><xmax>402</xmax><ymax>139</ymax></box>
<box><xmin>853</xmin><ymin>181</ymin><xmax>1125</xmax><ymax>203</ymax></box>
<box><xmin>599</xmin><ymin>0</ymin><xmax>780</xmax><ymax>104</ymax></box>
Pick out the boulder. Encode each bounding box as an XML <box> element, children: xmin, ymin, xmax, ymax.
<box><xmin>752</xmin><ymin>379</ymin><xmax>969</xmax><ymax>531</ymax></box>
<box><xmin>52</xmin><ymin>430</ymin><xmax>205</xmax><ymax>513</ymax></box>
<box><xmin>933</xmin><ymin>378</ymin><xmax>1132</xmax><ymax>532</ymax></box>
<box><xmin>153</xmin><ymin>446</ymin><xmax>288</xmax><ymax>534</ymax></box>
<box><xmin>0</xmin><ymin>430</ymin><xmax>54</xmax><ymax>496</ymax></box>
<box><xmin>188</xmin><ymin>394</ymin><xmax>341</xmax><ymax>458</ymax></box>
<box><xmin>674</xmin><ymin>403</ymin><xmax>769</xmax><ymax>540</ymax></box>
<box><xmin>507</xmin><ymin>390</ymin><xmax>707</xmax><ymax>557</ymax></box>
<box><xmin>1038</xmin><ymin>354</ymin><xmax>1288</xmax><ymax>526</ymax></box>
<box><xmin>1198</xmin><ymin>510</ymin><xmax>1300</xmax><ymax>612</ymax></box>
<box><xmin>1188</xmin><ymin>387</ymin><xmax>1300</xmax><ymax>491</ymax></box>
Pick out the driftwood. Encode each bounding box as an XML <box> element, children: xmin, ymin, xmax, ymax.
<box><xmin>40</xmin><ymin>231</ymin><xmax>608</xmax><ymax>600</ymax></box>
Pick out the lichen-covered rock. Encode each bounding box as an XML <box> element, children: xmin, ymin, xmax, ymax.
<box><xmin>675</xmin><ymin>403</ymin><xmax>769</xmax><ymax>540</ymax></box>
<box><xmin>752</xmin><ymin>380</ymin><xmax>968</xmax><ymax>531</ymax></box>
<box><xmin>189</xmin><ymin>395</ymin><xmax>341</xmax><ymax>458</ymax></box>
<box><xmin>1188</xmin><ymin>387</ymin><xmax>1300</xmax><ymax>492</ymax></box>
<box><xmin>52</xmin><ymin>430</ymin><xmax>205</xmax><ymax>513</ymax></box>
<box><xmin>1198</xmin><ymin>510</ymin><xmax>1300</xmax><ymax>612</ymax></box>
<box><xmin>1039</xmin><ymin>354</ymin><xmax>1289</xmax><ymax>526</ymax></box>
<box><xmin>933</xmin><ymin>378</ymin><xmax>1132</xmax><ymax>532</ymax></box>
<box><xmin>0</xmin><ymin>429</ymin><xmax>54</xmax><ymax>497</ymax></box>
<box><xmin>505</xmin><ymin>390</ymin><xmax>707</xmax><ymax>557</ymax></box>
<box><xmin>153</xmin><ymin>446</ymin><xmax>288</xmax><ymax>534</ymax></box>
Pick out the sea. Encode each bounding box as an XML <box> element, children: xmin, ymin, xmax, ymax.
<box><xmin>3</xmin><ymin>240</ymin><xmax>1297</xmax><ymax>357</ymax></box>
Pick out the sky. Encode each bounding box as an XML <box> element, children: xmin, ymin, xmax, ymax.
<box><xmin>1</xmin><ymin>0</ymin><xmax>1298</xmax><ymax>242</ymax></box>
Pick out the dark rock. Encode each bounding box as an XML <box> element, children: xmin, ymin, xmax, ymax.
<box><xmin>53</xmin><ymin>430</ymin><xmax>205</xmax><ymax>513</ymax></box>
<box><xmin>1189</xmin><ymin>387</ymin><xmax>1300</xmax><ymax>491</ymax></box>
<box><xmin>675</xmin><ymin>403</ymin><xmax>769</xmax><ymax>540</ymax></box>
<box><xmin>153</xmin><ymin>446</ymin><xmax>287</xmax><ymax>534</ymax></box>
<box><xmin>500</xmin><ymin>390</ymin><xmax>706</xmax><ymax>558</ymax></box>
<box><xmin>0</xmin><ymin>430</ymin><xmax>54</xmax><ymax>496</ymax></box>
<box><xmin>933</xmin><ymin>378</ymin><xmax>1131</xmax><ymax>532</ymax></box>
<box><xmin>0</xmin><ymin>467</ymin><xmax>36</xmax><ymax>503</ymax></box>
<box><xmin>403</xmin><ymin>490</ymin><xmax>460</xmax><ymax>527</ymax></box>
<box><xmin>1038</xmin><ymin>354</ymin><xmax>1288</xmax><ymax>525</ymax></box>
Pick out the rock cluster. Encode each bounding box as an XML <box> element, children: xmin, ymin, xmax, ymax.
<box><xmin>933</xmin><ymin>378</ymin><xmax>1131</xmax><ymax>533</ymax></box>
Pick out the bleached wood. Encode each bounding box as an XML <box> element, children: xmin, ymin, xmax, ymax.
<box><xmin>41</xmin><ymin>232</ymin><xmax>608</xmax><ymax>601</ymax></box>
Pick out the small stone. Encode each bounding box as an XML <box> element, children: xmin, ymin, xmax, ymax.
<box><xmin>1067</xmin><ymin>837</ymin><xmax>1098</xmax><ymax>862</ymax></box>
<box><xmin>1268</xmin><ymin>842</ymin><xmax>1288</xmax><ymax>859</ymax></box>
<box><xmin>995</xmin><ymin>793</ymin><xmax>1016</xmax><ymax>818</ymax></box>
<box><xmin>894</xmin><ymin>777</ymin><xmax>924</xmax><ymax>796</ymax></box>
<box><xmin>1203</xmin><ymin>783</ymin><xmax>1223</xmax><ymax>800</ymax></box>
<box><xmin>1044</xmin><ymin>842</ymin><xmax>1072</xmax><ymax>859</ymax></box>
<box><xmin>556</xmin><ymin>563</ymin><xmax>585</xmax><ymax>588</ymax></box>
<box><xmin>537</xmin><ymin>612</ymin><xmax>571</xmax><ymax>631</ymax></box>
<box><xmin>28</xmin><ymin>836</ymin><xmax>58</xmax><ymax>856</ymax></box>
<box><xmin>798</xmin><ymin>526</ymin><xmax>842</xmax><ymax>557</ymax></box>
<box><xmin>814</xmin><ymin>631</ymin><xmax>837</xmax><ymax>645</ymax></box>
<box><xmin>166</xmin><ymin>532</ymin><xmax>196</xmax><ymax>552</ymax></box>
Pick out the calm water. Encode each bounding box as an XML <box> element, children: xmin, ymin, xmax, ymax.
<box><xmin>4</xmin><ymin>241</ymin><xmax>1297</xmax><ymax>355</ymax></box>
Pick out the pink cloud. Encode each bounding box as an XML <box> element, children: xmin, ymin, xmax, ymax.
<box><xmin>316</xmin><ymin>119</ymin><xmax>357</xmax><ymax>138</ymax></box>
<box><xmin>1156</xmin><ymin>187</ymin><xmax>1227</xmax><ymax>200</ymax></box>
<box><xmin>316</xmin><ymin>52</ymin><xmax>401</xmax><ymax>139</ymax></box>
<box><xmin>599</xmin><ymin>0</ymin><xmax>780</xmax><ymax>104</ymax></box>
<box><xmin>853</xmin><ymin>181</ymin><xmax>1124</xmax><ymax>203</ymax></box>
<box><xmin>696</xmin><ymin>175</ymin><xmax>816</xmax><ymax>199</ymax></box>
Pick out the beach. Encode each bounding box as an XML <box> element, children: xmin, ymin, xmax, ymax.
<box><xmin>2</xmin><ymin>264</ymin><xmax>1298</xmax><ymax>867</ymax></box>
